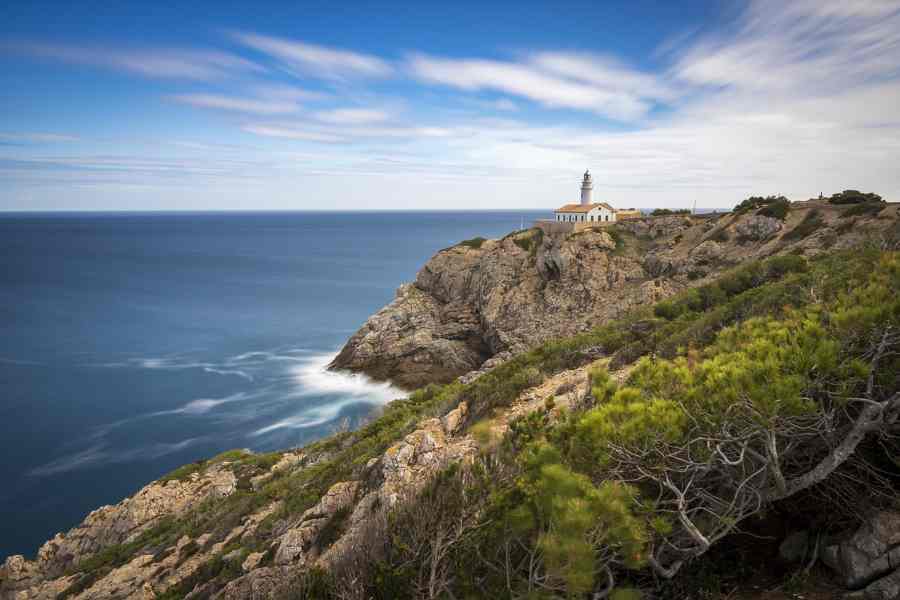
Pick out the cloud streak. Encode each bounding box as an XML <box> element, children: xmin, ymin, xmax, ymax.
<box><xmin>232</xmin><ymin>32</ymin><xmax>393</xmax><ymax>80</ymax></box>
<box><xmin>17</xmin><ymin>42</ymin><xmax>264</xmax><ymax>80</ymax></box>
<box><xmin>407</xmin><ymin>52</ymin><xmax>666</xmax><ymax>121</ymax></box>
<box><xmin>170</xmin><ymin>93</ymin><xmax>301</xmax><ymax>115</ymax></box>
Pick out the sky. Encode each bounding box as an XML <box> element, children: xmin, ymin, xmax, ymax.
<box><xmin>1</xmin><ymin>0</ymin><xmax>900</xmax><ymax>211</ymax></box>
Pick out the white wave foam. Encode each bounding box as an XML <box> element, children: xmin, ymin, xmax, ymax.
<box><xmin>203</xmin><ymin>367</ymin><xmax>253</xmax><ymax>381</ymax></box>
<box><xmin>288</xmin><ymin>353</ymin><xmax>403</xmax><ymax>401</ymax></box>
<box><xmin>163</xmin><ymin>391</ymin><xmax>253</xmax><ymax>416</ymax></box>
<box><xmin>29</xmin><ymin>438</ymin><xmax>200</xmax><ymax>477</ymax></box>
<box><xmin>0</xmin><ymin>357</ymin><xmax>44</xmax><ymax>366</ymax></box>
<box><xmin>250</xmin><ymin>352</ymin><xmax>404</xmax><ymax>436</ymax></box>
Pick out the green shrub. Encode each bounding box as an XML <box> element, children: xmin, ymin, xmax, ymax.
<box><xmin>756</xmin><ymin>197</ymin><xmax>790</xmax><ymax>220</ymax></box>
<box><xmin>512</xmin><ymin>228</ymin><xmax>544</xmax><ymax>256</ymax></box>
<box><xmin>842</xmin><ymin>202</ymin><xmax>885</xmax><ymax>218</ymax></box>
<box><xmin>653</xmin><ymin>301</ymin><xmax>683</xmax><ymax>320</ymax></box>
<box><xmin>828</xmin><ymin>189</ymin><xmax>883</xmax><ymax>204</ymax></box>
<box><xmin>783</xmin><ymin>209</ymin><xmax>824</xmax><ymax>241</ymax></box>
<box><xmin>709</xmin><ymin>228</ymin><xmax>730</xmax><ymax>242</ymax></box>
<box><xmin>606</xmin><ymin>226</ymin><xmax>627</xmax><ymax>254</ymax></box>
<box><xmin>158</xmin><ymin>460</ymin><xmax>205</xmax><ymax>483</ymax></box>
<box><xmin>734</xmin><ymin>195</ymin><xmax>788</xmax><ymax>214</ymax></box>
<box><xmin>458</xmin><ymin>237</ymin><xmax>486</xmax><ymax>249</ymax></box>
<box><xmin>651</xmin><ymin>208</ymin><xmax>691</xmax><ymax>216</ymax></box>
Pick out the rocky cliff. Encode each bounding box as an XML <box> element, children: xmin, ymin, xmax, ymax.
<box><xmin>330</xmin><ymin>200</ymin><xmax>900</xmax><ymax>388</ymax></box>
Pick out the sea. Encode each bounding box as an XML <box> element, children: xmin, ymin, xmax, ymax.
<box><xmin>0</xmin><ymin>210</ymin><xmax>545</xmax><ymax>560</ymax></box>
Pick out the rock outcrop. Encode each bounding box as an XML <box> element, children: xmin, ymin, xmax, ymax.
<box><xmin>331</xmin><ymin>202</ymin><xmax>900</xmax><ymax>388</ymax></box>
<box><xmin>0</xmin><ymin>462</ymin><xmax>237</xmax><ymax>596</ymax></box>
<box><xmin>823</xmin><ymin>510</ymin><xmax>900</xmax><ymax>599</ymax></box>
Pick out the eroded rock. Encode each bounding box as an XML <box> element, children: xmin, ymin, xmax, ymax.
<box><xmin>735</xmin><ymin>215</ymin><xmax>783</xmax><ymax>241</ymax></box>
<box><xmin>822</xmin><ymin>510</ymin><xmax>900</xmax><ymax>595</ymax></box>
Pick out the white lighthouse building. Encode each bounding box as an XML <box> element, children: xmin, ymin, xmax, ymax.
<box><xmin>554</xmin><ymin>170</ymin><xmax>616</xmax><ymax>225</ymax></box>
<box><xmin>580</xmin><ymin>170</ymin><xmax>593</xmax><ymax>205</ymax></box>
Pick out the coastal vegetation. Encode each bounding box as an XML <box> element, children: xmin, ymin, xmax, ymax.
<box><xmin>828</xmin><ymin>190</ymin><xmax>883</xmax><ymax>205</ymax></box>
<box><xmin>650</xmin><ymin>208</ymin><xmax>691</xmax><ymax>216</ymax></box>
<box><xmin>783</xmin><ymin>209</ymin><xmax>824</xmax><ymax>241</ymax></box>
<box><xmin>457</xmin><ymin>236</ymin><xmax>486</xmax><ymax>249</ymax></box>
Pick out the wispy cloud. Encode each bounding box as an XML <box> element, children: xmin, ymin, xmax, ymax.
<box><xmin>407</xmin><ymin>52</ymin><xmax>665</xmax><ymax>121</ymax></box>
<box><xmin>17</xmin><ymin>42</ymin><xmax>263</xmax><ymax>80</ymax></box>
<box><xmin>674</xmin><ymin>0</ymin><xmax>900</xmax><ymax>94</ymax></box>
<box><xmin>314</xmin><ymin>107</ymin><xmax>391</xmax><ymax>124</ymax></box>
<box><xmin>170</xmin><ymin>93</ymin><xmax>301</xmax><ymax>115</ymax></box>
<box><xmin>232</xmin><ymin>32</ymin><xmax>393</xmax><ymax>80</ymax></box>
<box><xmin>240</xmin><ymin>125</ymin><xmax>346</xmax><ymax>143</ymax></box>
<box><xmin>0</xmin><ymin>132</ymin><xmax>79</xmax><ymax>144</ymax></box>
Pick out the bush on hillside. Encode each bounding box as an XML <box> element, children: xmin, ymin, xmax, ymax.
<box><xmin>512</xmin><ymin>228</ymin><xmax>544</xmax><ymax>255</ymax></box>
<box><xmin>651</xmin><ymin>208</ymin><xmax>691</xmax><ymax>216</ymax></box>
<box><xmin>756</xmin><ymin>197</ymin><xmax>790</xmax><ymax>220</ymax></box>
<box><xmin>828</xmin><ymin>190</ymin><xmax>883</xmax><ymax>205</ymax></box>
<box><xmin>458</xmin><ymin>237</ymin><xmax>486</xmax><ymax>249</ymax></box>
<box><xmin>733</xmin><ymin>195</ymin><xmax>789</xmax><ymax>214</ymax></box>
<box><xmin>783</xmin><ymin>209</ymin><xmax>824</xmax><ymax>241</ymax></box>
<box><xmin>841</xmin><ymin>201</ymin><xmax>885</xmax><ymax>218</ymax></box>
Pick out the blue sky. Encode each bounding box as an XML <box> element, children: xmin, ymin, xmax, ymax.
<box><xmin>2</xmin><ymin>0</ymin><xmax>899</xmax><ymax>210</ymax></box>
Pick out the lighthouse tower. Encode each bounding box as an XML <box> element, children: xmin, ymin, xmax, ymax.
<box><xmin>580</xmin><ymin>170</ymin><xmax>593</xmax><ymax>205</ymax></box>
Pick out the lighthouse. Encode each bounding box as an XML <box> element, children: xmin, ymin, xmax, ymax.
<box><xmin>580</xmin><ymin>170</ymin><xmax>593</xmax><ymax>205</ymax></box>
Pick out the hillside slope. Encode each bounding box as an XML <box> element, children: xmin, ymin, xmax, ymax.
<box><xmin>330</xmin><ymin>200</ymin><xmax>900</xmax><ymax>388</ymax></box>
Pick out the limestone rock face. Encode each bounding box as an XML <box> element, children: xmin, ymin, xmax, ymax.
<box><xmin>1</xmin><ymin>463</ymin><xmax>237</xmax><ymax>590</ymax></box>
<box><xmin>330</xmin><ymin>226</ymin><xmax>682</xmax><ymax>388</ymax></box>
<box><xmin>273</xmin><ymin>481</ymin><xmax>359</xmax><ymax>566</ymax></box>
<box><xmin>214</xmin><ymin>567</ymin><xmax>294</xmax><ymax>600</ymax></box>
<box><xmin>0</xmin><ymin>463</ymin><xmax>248</xmax><ymax>600</ymax></box>
<box><xmin>823</xmin><ymin>510</ymin><xmax>900</xmax><ymax>596</ymax></box>
<box><xmin>735</xmin><ymin>215</ymin><xmax>783</xmax><ymax>241</ymax></box>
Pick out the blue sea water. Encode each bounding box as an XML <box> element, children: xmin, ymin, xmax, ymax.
<box><xmin>0</xmin><ymin>210</ymin><xmax>544</xmax><ymax>560</ymax></box>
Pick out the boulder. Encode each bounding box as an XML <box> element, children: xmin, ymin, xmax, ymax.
<box><xmin>642</xmin><ymin>253</ymin><xmax>677</xmax><ymax>278</ymax></box>
<box><xmin>441</xmin><ymin>401</ymin><xmax>468</xmax><ymax>435</ymax></box>
<box><xmin>822</xmin><ymin>511</ymin><xmax>900</xmax><ymax>594</ymax></box>
<box><xmin>735</xmin><ymin>215</ymin><xmax>783</xmax><ymax>241</ymax></box>
<box><xmin>778</xmin><ymin>530</ymin><xmax>810</xmax><ymax>562</ymax></box>
<box><xmin>214</xmin><ymin>567</ymin><xmax>294</xmax><ymax>600</ymax></box>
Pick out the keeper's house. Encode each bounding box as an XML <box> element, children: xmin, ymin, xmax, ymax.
<box><xmin>534</xmin><ymin>170</ymin><xmax>641</xmax><ymax>234</ymax></box>
<box><xmin>553</xmin><ymin>202</ymin><xmax>617</xmax><ymax>224</ymax></box>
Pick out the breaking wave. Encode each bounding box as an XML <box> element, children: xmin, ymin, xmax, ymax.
<box><xmin>250</xmin><ymin>352</ymin><xmax>404</xmax><ymax>436</ymax></box>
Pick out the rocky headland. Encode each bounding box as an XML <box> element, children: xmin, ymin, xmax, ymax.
<box><xmin>331</xmin><ymin>199</ymin><xmax>900</xmax><ymax>388</ymax></box>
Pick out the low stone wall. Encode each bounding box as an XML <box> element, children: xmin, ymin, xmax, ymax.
<box><xmin>534</xmin><ymin>220</ymin><xmax>613</xmax><ymax>235</ymax></box>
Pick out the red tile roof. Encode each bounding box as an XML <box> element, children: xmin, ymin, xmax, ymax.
<box><xmin>555</xmin><ymin>202</ymin><xmax>615</xmax><ymax>213</ymax></box>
